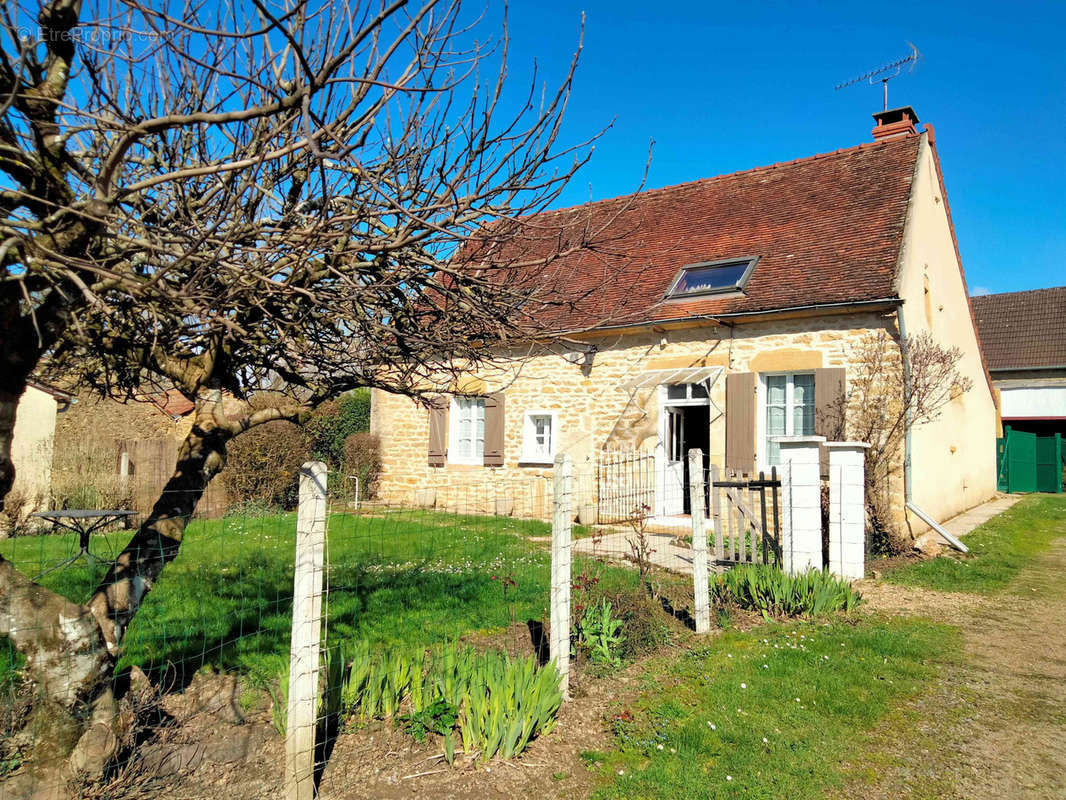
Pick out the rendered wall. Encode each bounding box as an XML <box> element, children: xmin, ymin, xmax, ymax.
<box><xmin>894</xmin><ymin>132</ymin><xmax>998</xmax><ymax>527</ymax></box>
<box><xmin>9</xmin><ymin>385</ymin><xmax>58</xmax><ymax>513</ymax></box>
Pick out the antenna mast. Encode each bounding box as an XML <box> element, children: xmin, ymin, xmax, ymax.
<box><xmin>835</xmin><ymin>43</ymin><xmax>922</xmax><ymax>110</ymax></box>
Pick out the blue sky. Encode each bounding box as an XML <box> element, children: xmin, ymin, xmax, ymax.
<box><xmin>495</xmin><ymin>0</ymin><xmax>1065</xmax><ymax>296</ymax></box>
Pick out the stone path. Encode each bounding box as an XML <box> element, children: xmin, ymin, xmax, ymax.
<box><xmin>574</xmin><ymin>494</ymin><xmax>1022</xmax><ymax>577</ymax></box>
<box><xmin>938</xmin><ymin>493</ymin><xmax>1021</xmax><ymax>541</ymax></box>
<box><xmin>573</xmin><ymin>530</ymin><xmax>707</xmax><ymax>575</ymax></box>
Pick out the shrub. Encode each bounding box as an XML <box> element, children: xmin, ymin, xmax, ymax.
<box><xmin>222</xmin><ymin>421</ymin><xmax>310</xmax><ymax>509</ymax></box>
<box><xmin>712</xmin><ymin>564</ymin><xmax>861</xmax><ymax>620</ymax></box>
<box><xmin>576</xmin><ymin>573</ymin><xmax>672</xmax><ymax>662</ymax></box>
<box><xmin>306</xmin><ymin>389</ymin><xmax>371</xmax><ymax>469</ymax></box>
<box><xmin>343</xmin><ymin>432</ymin><xmax>381</xmax><ymax>500</ymax></box>
<box><xmin>50</xmin><ymin>436</ymin><xmax>134</xmax><ymax>512</ymax></box>
<box><xmin>0</xmin><ymin>489</ymin><xmax>42</xmax><ymax>536</ymax></box>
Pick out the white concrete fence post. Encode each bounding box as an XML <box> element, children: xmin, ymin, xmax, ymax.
<box><xmin>550</xmin><ymin>452</ymin><xmax>573</xmax><ymax>699</ymax></box>
<box><xmin>826</xmin><ymin>442</ymin><xmax>869</xmax><ymax>580</ymax></box>
<box><xmin>286</xmin><ymin>461</ymin><xmax>327</xmax><ymax>800</ymax></box>
<box><xmin>687</xmin><ymin>450</ymin><xmax>711</xmax><ymax>634</ymax></box>
<box><xmin>775</xmin><ymin>436</ymin><xmax>825</xmax><ymax>575</ymax></box>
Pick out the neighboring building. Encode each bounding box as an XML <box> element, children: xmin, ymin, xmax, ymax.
<box><xmin>52</xmin><ymin>387</ymin><xmax>219</xmax><ymax>514</ymax></box>
<box><xmin>371</xmin><ymin>107</ymin><xmax>998</xmax><ymax>532</ymax></box>
<box><xmin>8</xmin><ymin>381</ymin><xmax>75</xmax><ymax>519</ymax></box>
<box><xmin>972</xmin><ymin>287</ymin><xmax>1066</xmax><ymax>439</ymax></box>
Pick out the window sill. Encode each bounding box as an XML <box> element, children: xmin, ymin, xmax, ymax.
<box><xmin>446</xmin><ymin>460</ymin><xmax>489</xmax><ymax>469</ymax></box>
<box><xmin>518</xmin><ymin>458</ymin><xmax>554</xmax><ymax>468</ymax></box>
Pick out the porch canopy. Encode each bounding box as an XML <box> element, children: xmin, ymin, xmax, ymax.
<box><xmin>620</xmin><ymin>365</ymin><xmax>723</xmax><ymax>391</ymax></box>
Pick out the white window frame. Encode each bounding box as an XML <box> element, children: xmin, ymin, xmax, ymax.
<box><xmin>448</xmin><ymin>395</ymin><xmax>486</xmax><ymax>465</ymax></box>
<box><xmin>662</xmin><ymin>382</ymin><xmax>710</xmax><ymax>404</ymax></box>
<box><xmin>519</xmin><ymin>409</ymin><xmax>557</xmax><ymax>465</ymax></box>
<box><xmin>756</xmin><ymin>372</ymin><xmax>815</xmax><ymax>471</ymax></box>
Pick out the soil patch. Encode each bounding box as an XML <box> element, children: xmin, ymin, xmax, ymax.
<box><xmin>853</xmin><ymin>578</ymin><xmax>986</xmax><ymax>622</ymax></box>
<box><xmin>65</xmin><ymin>617</ymin><xmax>694</xmax><ymax>800</ymax></box>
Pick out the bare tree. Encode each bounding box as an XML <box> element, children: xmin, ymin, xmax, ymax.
<box><xmin>0</xmin><ymin>0</ymin><xmax>627</xmax><ymax>788</ymax></box>
<box><xmin>822</xmin><ymin>330</ymin><xmax>973</xmax><ymax>553</ymax></box>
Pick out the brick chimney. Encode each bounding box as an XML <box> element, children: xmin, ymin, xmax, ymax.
<box><xmin>872</xmin><ymin>106</ymin><xmax>919</xmax><ymax>140</ymax></box>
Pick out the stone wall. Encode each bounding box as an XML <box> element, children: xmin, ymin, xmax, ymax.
<box><xmin>371</xmin><ymin>311</ymin><xmax>908</xmax><ymax>519</ymax></box>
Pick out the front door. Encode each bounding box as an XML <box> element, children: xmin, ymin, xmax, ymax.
<box><xmin>662</xmin><ymin>406</ymin><xmax>685</xmax><ymax>516</ymax></box>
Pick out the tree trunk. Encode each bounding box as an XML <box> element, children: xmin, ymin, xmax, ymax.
<box><xmin>0</xmin><ymin>554</ymin><xmax>117</xmax><ymax>795</ymax></box>
<box><xmin>88</xmin><ymin>398</ymin><xmax>232</xmax><ymax>654</ymax></box>
<box><xmin>0</xmin><ymin>396</ymin><xmax>231</xmax><ymax>795</ymax></box>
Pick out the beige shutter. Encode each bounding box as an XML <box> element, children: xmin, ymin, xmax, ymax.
<box><xmin>814</xmin><ymin>367</ymin><xmax>846</xmax><ymax>476</ymax></box>
<box><xmin>427</xmin><ymin>397</ymin><xmax>448</xmax><ymax>467</ymax></box>
<box><xmin>482</xmin><ymin>393</ymin><xmax>505</xmax><ymax>466</ymax></box>
<box><xmin>725</xmin><ymin>372</ymin><xmax>756</xmax><ymax>475</ymax></box>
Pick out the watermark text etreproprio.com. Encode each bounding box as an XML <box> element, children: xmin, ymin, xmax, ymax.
<box><xmin>17</xmin><ymin>25</ymin><xmax>168</xmax><ymax>45</ymax></box>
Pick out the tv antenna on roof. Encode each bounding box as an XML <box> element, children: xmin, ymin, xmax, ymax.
<box><xmin>835</xmin><ymin>43</ymin><xmax>922</xmax><ymax>111</ymax></box>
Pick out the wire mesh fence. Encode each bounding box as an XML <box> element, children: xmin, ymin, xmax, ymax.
<box><xmin>0</xmin><ymin>442</ymin><xmax>853</xmax><ymax>797</ymax></box>
<box><xmin>0</xmin><ymin>463</ymin><xmax>643</xmax><ymax>797</ymax></box>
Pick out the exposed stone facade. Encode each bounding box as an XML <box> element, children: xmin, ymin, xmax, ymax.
<box><xmin>371</xmin><ymin>129</ymin><xmax>1000</xmax><ymax>534</ymax></box>
<box><xmin>371</xmin><ymin>311</ymin><xmax>909</xmax><ymax>519</ymax></box>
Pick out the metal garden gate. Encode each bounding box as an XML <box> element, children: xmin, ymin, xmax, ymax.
<box><xmin>595</xmin><ymin>447</ymin><xmax>655</xmax><ymax>524</ymax></box>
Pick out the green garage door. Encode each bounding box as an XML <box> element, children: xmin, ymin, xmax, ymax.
<box><xmin>997</xmin><ymin>427</ymin><xmax>1063</xmax><ymax>494</ymax></box>
<box><xmin>1035</xmin><ymin>433</ymin><xmax>1063</xmax><ymax>494</ymax></box>
<box><xmin>1007</xmin><ymin>429</ymin><xmax>1038</xmax><ymax>493</ymax></box>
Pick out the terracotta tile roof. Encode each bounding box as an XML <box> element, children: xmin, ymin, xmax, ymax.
<box><xmin>971</xmin><ymin>287</ymin><xmax>1066</xmax><ymax>370</ymax></box>
<box><xmin>140</xmin><ymin>388</ymin><xmax>195</xmax><ymax>418</ymax></box>
<box><xmin>496</xmin><ymin>135</ymin><xmax>922</xmax><ymax>332</ymax></box>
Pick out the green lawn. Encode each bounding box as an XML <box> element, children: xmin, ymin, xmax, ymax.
<box><xmin>883</xmin><ymin>494</ymin><xmax>1066</xmax><ymax>594</ymax></box>
<box><xmin>589</xmin><ymin>617</ymin><xmax>956</xmax><ymax>800</ymax></box>
<box><xmin>0</xmin><ymin>509</ymin><xmax>633</xmax><ymax>684</ymax></box>
<box><xmin>586</xmin><ymin>496</ymin><xmax>1066</xmax><ymax>799</ymax></box>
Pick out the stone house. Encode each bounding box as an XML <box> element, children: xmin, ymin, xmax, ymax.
<box><xmin>50</xmin><ymin>387</ymin><xmax>239</xmax><ymax>515</ymax></box>
<box><xmin>371</xmin><ymin>107</ymin><xmax>998</xmax><ymax>532</ymax></box>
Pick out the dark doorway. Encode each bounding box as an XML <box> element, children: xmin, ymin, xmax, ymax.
<box><xmin>679</xmin><ymin>404</ymin><xmax>710</xmax><ymax>514</ymax></box>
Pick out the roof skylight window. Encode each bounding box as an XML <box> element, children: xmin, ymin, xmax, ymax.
<box><xmin>666</xmin><ymin>257</ymin><xmax>758</xmax><ymax>298</ymax></box>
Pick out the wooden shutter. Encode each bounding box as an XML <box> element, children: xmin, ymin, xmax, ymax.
<box><xmin>725</xmin><ymin>372</ymin><xmax>756</xmax><ymax>475</ymax></box>
<box><xmin>814</xmin><ymin>367</ymin><xmax>846</xmax><ymax>476</ymax></box>
<box><xmin>483</xmin><ymin>393</ymin><xmax>505</xmax><ymax>466</ymax></box>
<box><xmin>814</xmin><ymin>368</ymin><xmax>846</xmax><ymax>437</ymax></box>
<box><xmin>427</xmin><ymin>397</ymin><xmax>448</xmax><ymax>467</ymax></box>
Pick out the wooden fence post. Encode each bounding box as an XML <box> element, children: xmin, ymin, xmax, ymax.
<box><xmin>709</xmin><ymin>464</ymin><xmax>724</xmax><ymax>560</ymax></box>
<box><xmin>688</xmin><ymin>450</ymin><xmax>711</xmax><ymax>634</ymax></box>
<box><xmin>550</xmin><ymin>452</ymin><xmax>572</xmax><ymax>699</ymax></box>
<box><xmin>286</xmin><ymin>461</ymin><xmax>327</xmax><ymax>800</ymax></box>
